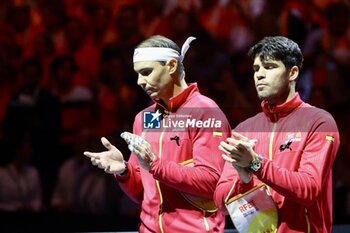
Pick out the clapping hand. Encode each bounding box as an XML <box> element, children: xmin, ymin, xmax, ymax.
<box><xmin>84</xmin><ymin>137</ymin><xmax>126</xmax><ymax>174</ymax></box>
<box><xmin>219</xmin><ymin>131</ymin><xmax>257</xmax><ymax>183</ymax></box>
<box><xmin>120</xmin><ymin>132</ymin><xmax>156</xmax><ymax>171</ymax></box>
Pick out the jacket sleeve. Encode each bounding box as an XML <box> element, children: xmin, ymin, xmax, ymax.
<box><xmin>213</xmin><ymin>161</ymin><xmax>261</xmax><ymax>214</ymax></box>
<box><xmin>150</xmin><ymin>110</ymin><xmax>232</xmax><ymax>199</ymax></box>
<box><xmin>256</xmin><ymin>112</ymin><xmax>339</xmax><ymax>206</ymax></box>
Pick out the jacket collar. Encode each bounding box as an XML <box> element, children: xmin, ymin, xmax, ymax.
<box><xmin>261</xmin><ymin>92</ymin><xmax>303</xmax><ymax>122</ymax></box>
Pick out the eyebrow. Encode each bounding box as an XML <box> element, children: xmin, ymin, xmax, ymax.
<box><xmin>135</xmin><ymin>67</ymin><xmax>153</xmax><ymax>73</ymax></box>
<box><xmin>254</xmin><ymin>60</ymin><xmax>278</xmax><ymax>66</ymax></box>
<box><xmin>252</xmin><ymin>60</ymin><xmax>279</xmax><ymax>69</ymax></box>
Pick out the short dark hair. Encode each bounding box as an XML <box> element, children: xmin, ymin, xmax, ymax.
<box><xmin>248</xmin><ymin>36</ymin><xmax>304</xmax><ymax>70</ymax></box>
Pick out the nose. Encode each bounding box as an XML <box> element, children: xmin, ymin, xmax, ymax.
<box><xmin>137</xmin><ymin>75</ymin><xmax>146</xmax><ymax>86</ymax></box>
<box><xmin>255</xmin><ymin>68</ymin><xmax>265</xmax><ymax>80</ymax></box>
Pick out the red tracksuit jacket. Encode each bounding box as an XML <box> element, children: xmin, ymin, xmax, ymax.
<box><xmin>117</xmin><ymin>83</ymin><xmax>231</xmax><ymax>232</ymax></box>
<box><xmin>214</xmin><ymin>93</ymin><xmax>339</xmax><ymax>233</ymax></box>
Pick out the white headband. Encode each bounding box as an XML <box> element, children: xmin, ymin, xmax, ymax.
<box><xmin>133</xmin><ymin>36</ymin><xmax>196</xmax><ymax>63</ymax></box>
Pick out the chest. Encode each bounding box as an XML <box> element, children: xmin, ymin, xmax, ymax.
<box><xmin>143</xmin><ymin>130</ymin><xmax>193</xmax><ymax>163</ymax></box>
<box><xmin>241</xmin><ymin>118</ymin><xmax>311</xmax><ymax>170</ymax></box>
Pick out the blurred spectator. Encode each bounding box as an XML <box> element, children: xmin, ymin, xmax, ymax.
<box><xmin>0</xmin><ymin>132</ymin><xmax>42</xmax><ymax>213</ymax></box>
<box><xmin>0</xmin><ymin>63</ymin><xmax>17</xmax><ymax>136</ymax></box>
<box><xmin>113</xmin><ymin>4</ymin><xmax>145</xmax><ymax>79</ymax></box>
<box><xmin>279</xmin><ymin>0</ymin><xmax>313</xmax><ymax>45</ymax></box>
<box><xmin>164</xmin><ymin>7</ymin><xmax>201</xmax><ymax>46</ymax></box>
<box><xmin>308</xmin><ymin>85</ymin><xmax>330</xmax><ymax>110</ymax></box>
<box><xmin>187</xmin><ymin>30</ymin><xmax>253</xmax><ymax>124</ymax></box>
<box><xmin>114</xmin><ymin>4</ymin><xmax>144</xmax><ymax>49</ymax></box>
<box><xmin>332</xmin><ymin>108</ymin><xmax>350</xmax><ymax>223</ymax></box>
<box><xmin>96</xmin><ymin>45</ymin><xmax>139</xmax><ymax>137</ymax></box>
<box><xmin>23</xmin><ymin>32</ymin><xmax>57</xmax><ymax>88</ymax></box>
<box><xmin>162</xmin><ymin>0</ymin><xmax>201</xmax><ymax>15</ymax></box>
<box><xmin>225</xmin><ymin>0</ymin><xmax>263</xmax><ymax>54</ymax></box>
<box><xmin>279</xmin><ymin>1</ymin><xmax>325</xmax><ymax>100</ymax></box>
<box><xmin>301</xmin><ymin>1</ymin><xmax>350</xmax><ymax>106</ymax></box>
<box><xmin>61</xmin><ymin>16</ymin><xmax>100</xmax><ymax>88</ymax></box>
<box><xmin>87</xmin><ymin>4</ymin><xmax>117</xmax><ymax>50</ymax></box>
<box><xmin>299</xmin><ymin>2</ymin><xmax>350</xmax><ymax>224</ymax></box>
<box><xmin>51</xmin><ymin>128</ymin><xmax>109</xmax><ymax>214</ymax></box>
<box><xmin>138</xmin><ymin>0</ymin><xmax>169</xmax><ymax>37</ymax></box>
<box><xmin>63</xmin><ymin>0</ymin><xmax>90</xmax><ymax>22</ymax></box>
<box><xmin>38</xmin><ymin>1</ymin><xmax>67</xmax><ymax>53</ymax></box>
<box><xmin>49</xmin><ymin>55</ymin><xmax>94</xmax><ymax>157</ymax></box>
<box><xmin>197</xmin><ymin>0</ymin><xmax>232</xmax><ymax>43</ymax></box>
<box><xmin>0</xmin><ymin>26</ymin><xmax>22</xmax><ymax>69</ymax></box>
<box><xmin>3</xmin><ymin>57</ymin><xmax>61</xmax><ymax>207</ymax></box>
<box><xmin>4</xmin><ymin>3</ymin><xmax>45</xmax><ymax>62</ymax></box>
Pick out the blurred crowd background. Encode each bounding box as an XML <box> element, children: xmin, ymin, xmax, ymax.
<box><xmin>0</xmin><ymin>0</ymin><xmax>349</xmax><ymax>231</ymax></box>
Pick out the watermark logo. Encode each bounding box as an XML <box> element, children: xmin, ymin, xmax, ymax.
<box><xmin>143</xmin><ymin>110</ymin><xmax>162</xmax><ymax>129</ymax></box>
<box><xmin>142</xmin><ymin>108</ymin><xmax>224</xmax><ymax>132</ymax></box>
<box><xmin>162</xmin><ymin>117</ymin><xmax>221</xmax><ymax>129</ymax></box>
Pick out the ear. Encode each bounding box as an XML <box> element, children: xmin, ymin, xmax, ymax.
<box><xmin>289</xmin><ymin>66</ymin><xmax>299</xmax><ymax>82</ymax></box>
<box><xmin>166</xmin><ymin>58</ymin><xmax>178</xmax><ymax>75</ymax></box>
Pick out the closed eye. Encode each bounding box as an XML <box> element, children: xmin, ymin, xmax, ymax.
<box><xmin>139</xmin><ymin>68</ymin><xmax>153</xmax><ymax>76</ymax></box>
<box><xmin>265</xmin><ymin>65</ymin><xmax>276</xmax><ymax>69</ymax></box>
<box><xmin>262</xmin><ymin>62</ymin><xmax>278</xmax><ymax>70</ymax></box>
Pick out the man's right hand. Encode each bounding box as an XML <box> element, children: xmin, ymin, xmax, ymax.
<box><xmin>84</xmin><ymin>137</ymin><xmax>126</xmax><ymax>174</ymax></box>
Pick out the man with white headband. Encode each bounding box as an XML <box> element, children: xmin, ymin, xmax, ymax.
<box><xmin>84</xmin><ymin>35</ymin><xmax>231</xmax><ymax>232</ymax></box>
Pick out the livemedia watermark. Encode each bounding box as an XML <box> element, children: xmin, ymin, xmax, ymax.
<box><xmin>142</xmin><ymin>108</ymin><xmax>227</xmax><ymax>132</ymax></box>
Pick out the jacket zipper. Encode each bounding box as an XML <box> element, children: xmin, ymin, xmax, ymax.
<box><xmin>305</xmin><ymin>208</ymin><xmax>310</xmax><ymax>233</ymax></box>
<box><xmin>156</xmin><ymin>102</ymin><xmax>172</xmax><ymax>233</ymax></box>
<box><xmin>269</xmin><ymin>113</ymin><xmax>277</xmax><ymax>160</ymax></box>
<box><xmin>156</xmin><ymin>127</ymin><xmax>166</xmax><ymax>233</ymax></box>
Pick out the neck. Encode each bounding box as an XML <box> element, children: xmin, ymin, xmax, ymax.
<box><xmin>268</xmin><ymin>85</ymin><xmax>296</xmax><ymax>107</ymax></box>
<box><xmin>162</xmin><ymin>77</ymin><xmax>188</xmax><ymax>108</ymax></box>
<box><xmin>173</xmin><ymin>78</ymin><xmax>188</xmax><ymax>95</ymax></box>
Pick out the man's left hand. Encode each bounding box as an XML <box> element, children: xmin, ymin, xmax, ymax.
<box><xmin>121</xmin><ymin>132</ymin><xmax>155</xmax><ymax>171</ymax></box>
<box><xmin>219</xmin><ymin>131</ymin><xmax>257</xmax><ymax>168</ymax></box>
